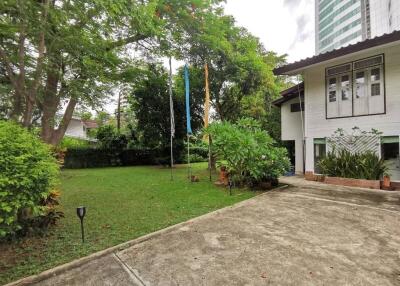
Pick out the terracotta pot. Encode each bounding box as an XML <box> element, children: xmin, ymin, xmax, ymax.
<box><xmin>219</xmin><ymin>167</ymin><xmax>229</xmax><ymax>186</ymax></box>
<box><xmin>383</xmin><ymin>175</ymin><xmax>391</xmax><ymax>188</ymax></box>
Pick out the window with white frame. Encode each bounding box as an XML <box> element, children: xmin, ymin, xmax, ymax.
<box><xmin>326</xmin><ymin>55</ymin><xmax>385</xmax><ymax>118</ymax></box>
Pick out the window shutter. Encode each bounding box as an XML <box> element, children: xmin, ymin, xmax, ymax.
<box><xmin>353</xmin><ymin>55</ymin><xmax>383</xmax><ymax>70</ymax></box>
<box><xmin>326</xmin><ymin>63</ymin><xmax>352</xmax><ymax>76</ymax></box>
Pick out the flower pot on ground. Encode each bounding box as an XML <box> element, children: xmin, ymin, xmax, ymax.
<box><xmin>383</xmin><ymin>175</ymin><xmax>391</xmax><ymax>188</ymax></box>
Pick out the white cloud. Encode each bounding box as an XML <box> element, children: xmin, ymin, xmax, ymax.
<box><xmin>224</xmin><ymin>0</ymin><xmax>315</xmax><ymax>63</ymax></box>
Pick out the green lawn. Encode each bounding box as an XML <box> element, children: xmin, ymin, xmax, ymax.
<box><xmin>0</xmin><ymin>163</ymin><xmax>258</xmax><ymax>285</ymax></box>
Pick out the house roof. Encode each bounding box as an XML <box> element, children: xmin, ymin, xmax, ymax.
<box><xmin>82</xmin><ymin>119</ymin><xmax>98</xmax><ymax>129</ymax></box>
<box><xmin>272</xmin><ymin>82</ymin><xmax>304</xmax><ymax>107</ymax></box>
<box><xmin>274</xmin><ymin>30</ymin><xmax>400</xmax><ymax>75</ymax></box>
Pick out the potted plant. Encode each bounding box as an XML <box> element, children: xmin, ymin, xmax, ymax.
<box><xmin>383</xmin><ymin>174</ymin><xmax>391</xmax><ymax>189</ymax></box>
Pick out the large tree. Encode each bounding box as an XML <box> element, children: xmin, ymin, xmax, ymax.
<box><xmin>130</xmin><ymin>63</ymin><xmax>205</xmax><ymax>150</ymax></box>
<box><xmin>169</xmin><ymin>8</ymin><xmax>289</xmax><ymax>124</ymax></box>
<box><xmin>0</xmin><ymin>0</ymin><xmax>223</xmax><ymax>145</ymax></box>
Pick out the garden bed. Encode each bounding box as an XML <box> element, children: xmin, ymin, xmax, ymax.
<box><xmin>305</xmin><ymin>172</ymin><xmax>381</xmax><ymax>189</ymax></box>
<box><xmin>324</xmin><ymin>176</ymin><xmax>381</xmax><ymax>190</ymax></box>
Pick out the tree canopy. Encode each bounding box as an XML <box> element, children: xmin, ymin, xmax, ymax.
<box><xmin>0</xmin><ymin>0</ymin><xmax>289</xmax><ymax>145</ymax></box>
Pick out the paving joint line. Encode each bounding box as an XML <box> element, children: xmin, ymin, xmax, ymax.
<box><xmin>113</xmin><ymin>253</ymin><xmax>147</xmax><ymax>286</ymax></box>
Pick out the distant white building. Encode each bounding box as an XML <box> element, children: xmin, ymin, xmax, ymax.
<box><xmin>274</xmin><ymin>31</ymin><xmax>400</xmax><ymax>182</ymax></box>
<box><xmin>315</xmin><ymin>0</ymin><xmax>400</xmax><ymax>54</ymax></box>
<box><xmin>65</xmin><ymin>118</ymin><xmax>98</xmax><ymax>141</ymax></box>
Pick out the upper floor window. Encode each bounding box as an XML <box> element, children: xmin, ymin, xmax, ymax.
<box><xmin>290</xmin><ymin>102</ymin><xmax>305</xmax><ymax>113</ymax></box>
<box><xmin>326</xmin><ymin>55</ymin><xmax>385</xmax><ymax>119</ymax></box>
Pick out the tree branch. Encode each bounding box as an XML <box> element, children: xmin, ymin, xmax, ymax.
<box><xmin>0</xmin><ymin>47</ymin><xmax>19</xmax><ymax>91</ymax></box>
<box><xmin>106</xmin><ymin>33</ymin><xmax>149</xmax><ymax>50</ymax></box>
<box><xmin>51</xmin><ymin>97</ymin><xmax>77</xmax><ymax>145</ymax></box>
<box><xmin>31</xmin><ymin>0</ymin><xmax>49</xmax><ymax>94</ymax></box>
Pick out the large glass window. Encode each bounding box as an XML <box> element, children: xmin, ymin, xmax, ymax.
<box><xmin>326</xmin><ymin>55</ymin><xmax>385</xmax><ymax>118</ymax></box>
<box><xmin>341</xmin><ymin>75</ymin><xmax>351</xmax><ymax>100</ymax></box>
<box><xmin>328</xmin><ymin>78</ymin><xmax>336</xmax><ymax>102</ymax></box>
<box><xmin>355</xmin><ymin>72</ymin><xmax>366</xmax><ymax>98</ymax></box>
<box><xmin>370</xmin><ymin>67</ymin><xmax>381</xmax><ymax>96</ymax></box>
<box><xmin>314</xmin><ymin>138</ymin><xmax>326</xmax><ymax>174</ymax></box>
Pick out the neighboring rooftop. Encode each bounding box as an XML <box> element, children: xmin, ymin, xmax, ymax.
<box><xmin>82</xmin><ymin>119</ymin><xmax>98</xmax><ymax>129</ymax></box>
<box><xmin>274</xmin><ymin>30</ymin><xmax>400</xmax><ymax>75</ymax></box>
<box><xmin>272</xmin><ymin>82</ymin><xmax>304</xmax><ymax>107</ymax></box>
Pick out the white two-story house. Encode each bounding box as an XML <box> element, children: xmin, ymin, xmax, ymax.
<box><xmin>273</xmin><ymin>31</ymin><xmax>400</xmax><ymax>182</ymax></box>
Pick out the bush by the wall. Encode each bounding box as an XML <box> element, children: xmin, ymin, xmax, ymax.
<box><xmin>206</xmin><ymin>118</ymin><xmax>290</xmax><ymax>186</ymax></box>
<box><xmin>318</xmin><ymin>149</ymin><xmax>387</xmax><ymax>180</ymax></box>
<box><xmin>0</xmin><ymin>121</ymin><xmax>59</xmax><ymax>238</ymax></box>
<box><xmin>63</xmin><ymin>143</ymin><xmax>209</xmax><ymax>169</ymax></box>
<box><xmin>59</xmin><ymin>137</ymin><xmax>91</xmax><ymax>149</ymax></box>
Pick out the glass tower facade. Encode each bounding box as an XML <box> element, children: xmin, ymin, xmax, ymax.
<box><xmin>315</xmin><ymin>0</ymin><xmax>400</xmax><ymax>54</ymax></box>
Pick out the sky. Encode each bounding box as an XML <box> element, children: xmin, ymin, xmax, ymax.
<box><xmin>104</xmin><ymin>0</ymin><xmax>316</xmax><ymax>113</ymax></box>
<box><xmin>224</xmin><ymin>0</ymin><xmax>315</xmax><ymax>63</ymax></box>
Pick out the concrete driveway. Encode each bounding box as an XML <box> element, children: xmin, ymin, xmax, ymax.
<box><xmin>12</xmin><ymin>180</ymin><xmax>400</xmax><ymax>286</ymax></box>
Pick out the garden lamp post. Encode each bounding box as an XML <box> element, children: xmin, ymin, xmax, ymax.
<box><xmin>76</xmin><ymin>206</ymin><xmax>86</xmax><ymax>243</ymax></box>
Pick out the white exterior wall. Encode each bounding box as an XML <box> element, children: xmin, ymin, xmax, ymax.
<box><xmin>369</xmin><ymin>0</ymin><xmax>400</xmax><ymax>38</ymax></box>
<box><xmin>303</xmin><ymin>43</ymin><xmax>400</xmax><ymax>173</ymax></box>
<box><xmin>281</xmin><ymin>98</ymin><xmax>304</xmax><ymax>174</ymax></box>
<box><xmin>65</xmin><ymin>119</ymin><xmax>86</xmax><ymax>139</ymax></box>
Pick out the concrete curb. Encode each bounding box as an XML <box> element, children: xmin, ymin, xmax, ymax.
<box><xmin>4</xmin><ymin>185</ymin><xmax>289</xmax><ymax>286</ymax></box>
<box><xmin>280</xmin><ymin>176</ymin><xmax>400</xmax><ymax>196</ymax></box>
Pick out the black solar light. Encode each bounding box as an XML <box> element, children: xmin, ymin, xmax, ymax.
<box><xmin>76</xmin><ymin>206</ymin><xmax>86</xmax><ymax>243</ymax></box>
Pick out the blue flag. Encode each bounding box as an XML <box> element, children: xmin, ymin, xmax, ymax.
<box><xmin>184</xmin><ymin>64</ymin><xmax>192</xmax><ymax>135</ymax></box>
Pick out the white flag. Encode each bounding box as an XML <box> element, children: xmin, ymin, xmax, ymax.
<box><xmin>169</xmin><ymin>57</ymin><xmax>175</xmax><ymax>138</ymax></box>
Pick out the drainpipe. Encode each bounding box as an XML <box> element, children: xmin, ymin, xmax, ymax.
<box><xmin>297</xmin><ymin>75</ymin><xmax>306</xmax><ymax>174</ymax></box>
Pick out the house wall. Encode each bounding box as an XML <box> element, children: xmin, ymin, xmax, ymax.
<box><xmin>303</xmin><ymin>43</ymin><xmax>400</xmax><ymax>173</ymax></box>
<box><xmin>281</xmin><ymin>97</ymin><xmax>304</xmax><ymax>174</ymax></box>
<box><xmin>65</xmin><ymin>119</ymin><xmax>86</xmax><ymax>139</ymax></box>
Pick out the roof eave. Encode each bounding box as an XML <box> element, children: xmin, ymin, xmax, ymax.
<box><xmin>273</xmin><ymin>30</ymin><xmax>400</xmax><ymax>75</ymax></box>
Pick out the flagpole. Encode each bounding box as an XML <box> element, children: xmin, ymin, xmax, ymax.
<box><xmin>187</xmin><ymin>134</ymin><xmax>191</xmax><ymax>180</ymax></box>
<box><xmin>184</xmin><ymin>64</ymin><xmax>192</xmax><ymax>182</ymax></box>
<box><xmin>204</xmin><ymin>63</ymin><xmax>212</xmax><ymax>182</ymax></box>
<box><xmin>168</xmin><ymin>57</ymin><xmax>174</xmax><ymax>181</ymax></box>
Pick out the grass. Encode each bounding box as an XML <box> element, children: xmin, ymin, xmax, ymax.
<box><xmin>0</xmin><ymin>163</ymin><xmax>258</xmax><ymax>285</ymax></box>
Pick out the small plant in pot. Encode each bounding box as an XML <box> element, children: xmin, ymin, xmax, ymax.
<box><xmin>206</xmin><ymin>118</ymin><xmax>290</xmax><ymax>190</ymax></box>
<box><xmin>383</xmin><ymin>175</ymin><xmax>391</xmax><ymax>188</ymax></box>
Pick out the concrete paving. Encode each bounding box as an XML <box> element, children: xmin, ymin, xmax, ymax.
<box><xmin>16</xmin><ymin>182</ymin><xmax>400</xmax><ymax>286</ymax></box>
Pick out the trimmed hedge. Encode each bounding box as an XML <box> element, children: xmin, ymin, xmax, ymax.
<box><xmin>64</xmin><ymin>148</ymin><xmax>155</xmax><ymax>169</ymax></box>
<box><xmin>63</xmin><ymin>146</ymin><xmax>209</xmax><ymax>169</ymax></box>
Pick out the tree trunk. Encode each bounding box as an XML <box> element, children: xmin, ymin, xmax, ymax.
<box><xmin>40</xmin><ymin>68</ymin><xmax>61</xmax><ymax>143</ymax></box>
<box><xmin>117</xmin><ymin>89</ymin><xmax>122</xmax><ymax>131</ymax></box>
<box><xmin>48</xmin><ymin>98</ymin><xmax>77</xmax><ymax>146</ymax></box>
<box><xmin>208</xmin><ymin>136</ymin><xmax>216</xmax><ymax>170</ymax></box>
<box><xmin>22</xmin><ymin>96</ymin><xmax>34</xmax><ymax>127</ymax></box>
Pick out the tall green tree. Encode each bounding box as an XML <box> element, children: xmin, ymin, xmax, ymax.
<box><xmin>0</xmin><ymin>0</ymin><xmax>224</xmax><ymax>145</ymax></box>
<box><xmin>130</xmin><ymin>63</ymin><xmax>205</xmax><ymax>150</ymax></box>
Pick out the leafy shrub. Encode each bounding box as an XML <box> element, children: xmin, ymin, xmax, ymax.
<box><xmin>318</xmin><ymin>149</ymin><xmax>387</xmax><ymax>180</ymax></box>
<box><xmin>59</xmin><ymin>137</ymin><xmax>90</xmax><ymax>149</ymax></box>
<box><xmin>0</xmin><ymin>121</ymin><xmax>60</xmax><ymax>238</ymax></box>
<box><xmin>206</xmin><ymin>118</ymin><xmax>290</xmax><ymax>186</ymax></box>
<box><xmin>64</xmin><ymin>147</ymin><xmax>158</xmax><ymax>168</ymax></box>
<box><xmin>96</xmin><ymin>125</ymin><xmax>127</xmax><ymax>150</ymax></box>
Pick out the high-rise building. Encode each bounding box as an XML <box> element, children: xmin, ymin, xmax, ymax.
<box><xmin>315</xmin><ymin>0</ymin><xmax>400</xmax><ymax>54</ymax></box>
